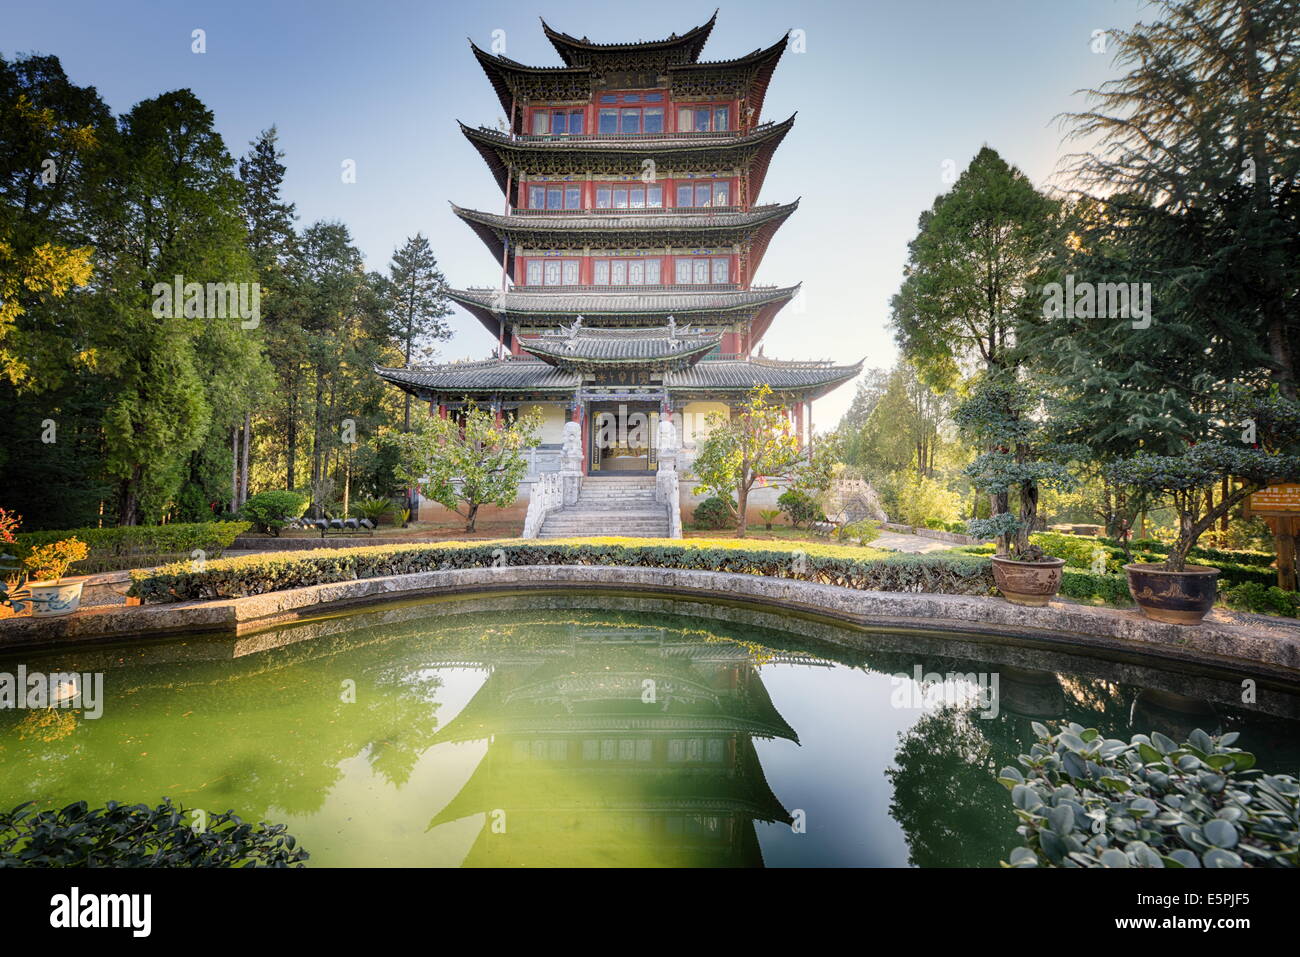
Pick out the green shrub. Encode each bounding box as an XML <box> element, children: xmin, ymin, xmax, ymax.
<box><xmin>1001</xmin><ymin>724</ymin><xmax>1298</xmax><ymax>868</ymax></box>
<box><xmin>1060</xmin><ymin>569</ymin><xmax>1133</xmax><ymax>605</ymax></box>
<box><xmin>837</xmin><ymin>520</ymin><xmax>880</xmax><ymax>545</ymax></box>
<box><xmin>1031</xmin><ymin>532</ymin><xmax>1122</xmax><ymax>573</ymax></box>
<box><xmin>13</xmin><ymin>522</ymin><xmax>250</xmax><ymax>573</ymax></box>
<box><xmin>692</xmin><ymin>496</ymin><xmax>735</xmax><ymax>530</ymax></box>
<box><xmin>129</xmin><ymin>541</ymin><xmax>996</xmax><ymax>603</ymax></box>
<box><xmin>777</xmin><ymin>489</ymin><xmax>824</xmax><ymax>528</ymax></box>
<box><xmin>0</xmin><ymin>798</ymin><xmax>309</xmax><ymax>867</ymax></box>
<box><xmin>1103</xmin><ymin>537</ymin><xmax>1276</xmax><ymax>568</ymax></box>
<box><xmin>351</xmin><ymin>498</ymin><xmax>393</xmax><ymax>522</ymax></box>
<box><xmin>1220</xmin><ymin>581</ymin><xmax>1300</xmax><ymax>618</ymax></box>
<box><xmin>239</xmin><ymin>490</ymin><xmax>310</xmax><ymax>536</ymax></box>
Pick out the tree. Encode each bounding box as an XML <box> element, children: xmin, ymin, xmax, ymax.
<box><xmin>1034</xmin><ymin>0</ymin><xmax>1300</xmax><ymax>568</ymax></box>
<box><xmin>0</xmin><ymin>54</ymin><xmax>105</xmax><ymax>390</ymax></box>
<box><xmin>236</xmin><ymin>126</ymin><xmax>297</xmax><ymax>506</ymax></box>
<box><xmin>891</xmin><ymin>147</ymin><xmax>1059</xmax><ymax>528</ymax></box>
<box><xmin>692</xmin><ymin>386</ymin><xmax>833</xmax><ymax>538</ymax></box>
<box><xmin>1060</xmin><ymin>0</ymin><xmax>1300</xmax><ymax>400</ymax></box>
<box><xmin>892</xmin><ymin>147</ymin><xmax>1059</xmax><ymax>389</ymax></box>
<box><xmin>386</xmin><ymin>234</ymin><xmax>452</xmax><ymax>431</ymax></box>
<box><xmin>386</xmin><ymin>404</ymin><xmax>541</xmax><ymax>532</ymax></box>
<box><xmin>95</xmin><ymin>90</ymin><xmax>263</xmax><ymax>524</ymax></box>
<box><xmin>956</xmin><ymin>379</ymin><xmax>1078</xmax><ymax>555</ymax></box>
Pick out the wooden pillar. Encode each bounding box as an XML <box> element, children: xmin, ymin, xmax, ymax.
<box><xmin>1275</xmin><ymin>517</ymin><xmax>1297</xmax><ymax>592</ymax></box>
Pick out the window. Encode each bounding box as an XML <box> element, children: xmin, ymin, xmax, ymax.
<box><xmin>674</xmin><ymin>257</ymin><xmax>730</xmax><ymax>285</ymax></box>
<box><xmin>595</xmin><ymin>185</ymin><xmax>662</xmax><ymax>209</ymax></box>
<box><xmin>674</xmin><ymin>180</ymin><xmax>730</xmax><ymax>208</ymax></box>
<box><xmin>528</xmin><ymin>185</ymin><xmax>581</xmax><ymax>210</ymax></box>
<box><xmin>676</xmin><ymin>105</ymin><xmax>730</xmax><ymax>132</ymax></box>
<box><xmin>525</xmin><ymin>259</ymin><xmax>579</xmax><ymax>286</ymax></box>
<box><xmin>598</xmin><ymin>105</ymin><xmax>663</xmax><ymax>135</ymax></box>
<box><xmin>594</xmin><ymin>258</ymin><xmax>662</xmax><ymax>286</ymax></box>
<box><xmin>531</xmin><ymin>108</ymin><xmax>584</xmax><ymax>135</ymax></box>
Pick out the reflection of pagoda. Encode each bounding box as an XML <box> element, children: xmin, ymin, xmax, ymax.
<box><xmin>429</xmin><ymin>632</ymin><xmax>806</xmax><ymax>867</ymax></box>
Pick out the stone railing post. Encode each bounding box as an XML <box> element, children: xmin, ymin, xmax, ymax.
<box><xmin>560</xmin><ymin>420</ymin><xmax>584</xmax><ymax>506</ymax></box>
<box><xmin>522</xmin><ymin>471</ymin><xmax>563</xmax><ymax>539</ymax></box>
<box><xmin>656</xmin><ymin>418</ymin><xmax>682</xmax><ymax>538</ymax></box>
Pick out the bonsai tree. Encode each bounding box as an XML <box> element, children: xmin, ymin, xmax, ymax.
<box><xmin>387</xmin><ymin>403</ymin><xmax>541</xmax><ymax>533</ymax></box>
<box><xmin>692</xmin><ymin>385</ymin><xmax>833</xmax><ymax>538</ymax></box>
<box><xmin>1106</xmin><ymin>391</ymin><xmax>1300</xmax><ymax>571</ymax></box>
<box><xmin>22</xmin><ymin>538</ymin><xmax>88</xmax><ymax>583</ymax></box>
<box><xmin>955</xmin><ymin>379</ymin><xmax>1078</xmax><ymax>558</ymax></box>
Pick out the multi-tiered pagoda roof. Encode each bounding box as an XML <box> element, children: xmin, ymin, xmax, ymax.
<box><xmin>378</xmin><ymin>12</ymin><xmax>859</xmax><ymax>433</ymax></box>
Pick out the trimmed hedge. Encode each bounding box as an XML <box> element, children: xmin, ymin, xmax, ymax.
<box><xmin>1060</xmin><ymin>569</ymin><xmax>1134</xmax><ymax>606</ymax></box>
<box><xmin>14</xmin><ymin>522</ymin><xmax>250</xmax><ymax>573</ymax></box>
<box><xmin>962</xmin><ymin>534</ymin><xmax>1277</xmax><ymax>591</ymax></box>
<box><xmin>1102</xmin><ymin>537</ymin><xmax>1275</xmax><ymax>568</ymax></box>
<box><xmin>128</xmin><ymin>539</ymin><xmax>996</xmax><ymax>604</ymax></box>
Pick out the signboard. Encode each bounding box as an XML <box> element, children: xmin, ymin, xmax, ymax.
<box><xmin>1246</xmin><ymin>483</ymin><xmax>1300</xmax><ymax>516</ymax></box>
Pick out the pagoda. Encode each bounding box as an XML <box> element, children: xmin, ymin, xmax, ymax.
<box><xmin>377</xmin><ymin>13</ymin><xmax>860</xmax><ymax>530</ymax></box>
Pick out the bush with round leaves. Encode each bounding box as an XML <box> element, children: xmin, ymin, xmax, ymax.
<box><xmin>1000</xmin><ymin>723</ymin><xmax>1298</xmax><ymax>868</ymax></box>
<box><xmin>0</xmin><ymin>798</ymin><xmax>309</xmax><ymax>867</ymax></box>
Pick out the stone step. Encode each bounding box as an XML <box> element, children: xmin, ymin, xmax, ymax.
<box><xmin>538</xmin><ymin>529</ymin><xmax>668</xmax><ymax>538</ymax></box>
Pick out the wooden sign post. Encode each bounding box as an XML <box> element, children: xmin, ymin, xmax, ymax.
<box><xmin>1243</xmin><ymin>483</ymin><xmax>1300</xmax><ymax>591</ymax></box>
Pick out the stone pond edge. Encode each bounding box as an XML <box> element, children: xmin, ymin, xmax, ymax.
<box><xmin>2</xmin><ymin>565</ymin><xmax>1298</xmax><ymax>677</ymax></box>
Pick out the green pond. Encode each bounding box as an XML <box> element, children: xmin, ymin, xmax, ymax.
<box><xmin>2</xmin><ymin>592</ymin><xmax>1298</xmax><ymax>867</ymax></box>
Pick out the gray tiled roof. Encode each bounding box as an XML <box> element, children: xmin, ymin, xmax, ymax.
<box><xmin>377</xmin><ymin>359</ymin><xmax>577</xmax><ymax>393</ymax></box>
<box><xmin>522</xmin><ymin>326</ymin><xmax>722</xmax><ymax>363</ymax></box>
<box><xmin>667</xmin><ymin>358</ymin><xmax>863</xmax><ymax>391</ymax></box>
<box><xmin>449</xmin><ymin>285</ymin><xmax>799</xmax><ymax>316</ymax></box>
<box><xmin>377</xmin><ymin>355</ymin><xmax>862</xmax><ymax>397</ymax></box>
<box><xmin>452</xmin><ymin>201</ymin><xmax>797</xmax><ymax>234</ymax></box>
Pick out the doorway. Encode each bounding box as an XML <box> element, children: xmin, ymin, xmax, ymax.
<box><xmin>588</xmin><ymin>401</ymin><xmax>659</xmax><ymax>473</ymax></box>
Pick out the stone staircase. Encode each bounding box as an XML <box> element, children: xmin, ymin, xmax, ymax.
<box><xmin>537</xmin><ymin>475</ymin><xmax>671</xmax><ymax>538</ymax></box>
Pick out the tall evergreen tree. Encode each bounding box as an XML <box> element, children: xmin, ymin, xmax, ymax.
<box><xmin>386</xmin><ymin>233</ymin><xmax>451</xmax><ymax>431</ymax></box>
<box><xmin>1060</xmin><ymin>0</ymin><xmax>1300</xmax><ymax>400</ymax></box>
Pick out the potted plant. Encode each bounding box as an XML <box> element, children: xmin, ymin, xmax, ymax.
<box><xmin>1108</xmin><ymin>435</ymin><xmax>1300</xmax><ymax>624</ymax></box>
<box><xmin>0</xmin><ymin>508</ymin><xmax>24</xmax><ymax>619</ymax></box>
<box><xmin>968</xmin><ymin>513</ymin><xmax>1067</xmax><ymax>606</ymax></box>
<box><xmin>958</xmin><ymin>380</ymin><xmax>1077</xmax><ymax>606</ymax></box>
<box><xmin>22</xmin><ymin>538</ymin><xmax>90</xmax><ymax>617</ymax></box>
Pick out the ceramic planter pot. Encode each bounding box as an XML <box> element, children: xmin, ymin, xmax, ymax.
<box><xmin>1124</xmin><ymin>563</ymin><xmax>1220</xmax><ymax>625</ymax></box>
<box><xmin>25</xmin><ymin>577</ymin><xmax>86</xmax><ymax>618</ymax></box>
<box><xmin>990</xmin><ymin>555</ymin><xmax>1066</xmax><ymax>606</ymax></box>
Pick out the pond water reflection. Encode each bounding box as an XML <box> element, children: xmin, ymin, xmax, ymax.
<box><xmin>1</xmin><ymin>593</ymin><xmax>1298</xmax><ymax>867</ymax></box>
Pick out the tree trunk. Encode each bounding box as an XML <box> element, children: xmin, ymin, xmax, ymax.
<box><xmin>1017</xmin><ymin>480</ymin><xmax>1039</xmax><ymax>555</ymax></box>
<box><xmin>465</xmin><ymin>502</ymin><xmax>479</xmax><ymax>533</ymax></box>
<box><xmin>735</xmin><ymin>480</ymin><xmax>749</xmax><ymax>538</ymax></box>
<box><xmin>231</xmin><ymin>426</ymin><xmax>240</xmax><ymax>511</ymax></box>
<box><xmin>286</xmin><ymin>369</ymin><xmax>298</xmax><ymax>490</ymax></box>
<box><xmin>240</xmin><ymin>410</ymin><xmax>251</xmax><ymax>507</ymax></box>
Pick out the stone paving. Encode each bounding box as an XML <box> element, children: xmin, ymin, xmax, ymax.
<box><xmin>872</xmin><ymin>530</ymin><xmax>959</xmax><ymax>554</ymax></box>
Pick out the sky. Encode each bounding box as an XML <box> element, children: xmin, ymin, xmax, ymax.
<box><xmin>3</xmin><ymin>0</ymin><xmax>1146</xmax><ymax>427</ymax></box>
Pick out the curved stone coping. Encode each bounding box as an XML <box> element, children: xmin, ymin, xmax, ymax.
<box><xmin>1</xmin><ymin>565</ymin><xmax>1299</xmax><ymax>678</ymax></box>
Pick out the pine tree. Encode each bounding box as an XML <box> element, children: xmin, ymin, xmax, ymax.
<box><xmin>386</xmin><ymin>234</ymin><xmax>452</xmax><ymax>431</ymax></box>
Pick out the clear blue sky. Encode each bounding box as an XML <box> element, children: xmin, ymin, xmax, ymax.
<box><xmin>4</xmin><ymin>0</ymin><xmax>1144</xmax><ymax>426</ymax></box>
